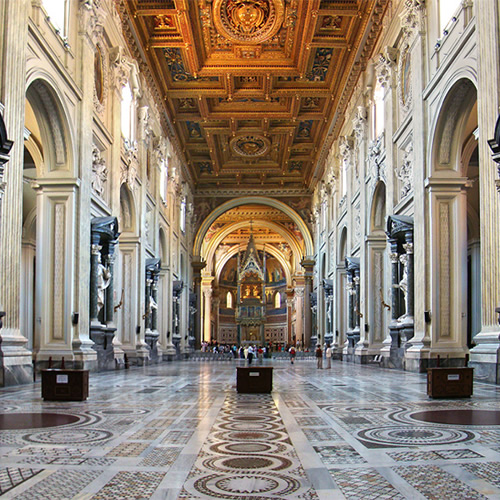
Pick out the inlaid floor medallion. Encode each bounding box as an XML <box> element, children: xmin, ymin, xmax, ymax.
<box><xmin>0</xmin><ymin>413</ymin><xmax>80</xmax><ymax>430</ymax></box>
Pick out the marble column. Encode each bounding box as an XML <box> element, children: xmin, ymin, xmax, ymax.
<box><xmin>151</xmin><ymin>279</ymin><xmax>158</xmax><ymax>332</ymax></box>
<box><xmin>203</xmin><ymin>287</ymin><xmax>212</xmax><ymax>342</ymax></box>
<box><xmin>354</xmin><ymin>274</ymin><xmax>361</xmax><ymax>329</ymax></box>
<box><xmin>347</xmin><ymin>280</ymin><xmax>355</xmax><ymax>330</ymax></box>
<box><xmin>145</xmin><ymin>278</ymin><xmax>152</xmax><ymax>332</ymax></box>
<box><xmin>301</xmin><ymin>259</ymin><xmax>315</xmax><ymax>348</ymax></box>
<box><xmin>105</xmin><ymin>241</ymin><xmax>117</xmax><ymax>325</ymax></box>
<box><xmin>90</xmin><ymin>241</ymin><xmax>101</xmax><ymax>323</ymax></box>
<box><xmin>389</xmin><ymin>240</ymin><xmax>400</xmax><ymax>322</ymax></box>
<box><xmin>403</xmin><ymin>236</ymin><xmax>414</xmax><ymax>319</ymax></box>
<box><xmin>191</xmin><ymin>259</ymin><xmax>205</xmax><ymax>348</ymax></box>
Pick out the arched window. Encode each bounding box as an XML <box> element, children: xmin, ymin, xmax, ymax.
<box><xmin>226</xmin><ymin>291</ymin><xmax>233</xmax><ymax>309</ymax></box>
<box><xmin>274</xmin><ymin>292</ymin><xmax>281</xmax><ymax>309</ymax></box>
<box><xmin>42</xmin><ymin>0</ymin><xmax>69</xmax><ymax>38</ymax></box>
<box><xmin>160</xmin><ymin>157</ymin><xmax>168</xmax><ymax>204</ymax></box>
<box><xmin>121</xmin><ymin>83</ymin><xmax>136</xmax><ymax>144</ymax></box>
<box><xmin>373</xmin><ymin>79</ymin><xmax>385</xmax><ymax>138</ymax></box>
<box><xmin>180</xmin><ymin>196</ymin><xmax>186</xmax><ymax>233</ymax></box>
<box><xmin>341</xmin><ymin>155</ymin><xmax>348</xmax><ymax>198</ymax></box>
<box><xmin>440</xmin><ymin>0</ymin><xmax>461</xmax><ymax>33</ymax></box>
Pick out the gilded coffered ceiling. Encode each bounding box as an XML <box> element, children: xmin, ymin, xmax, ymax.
<box><xmin>121</xmin><ymin>0</ymin><xmax>388</xmax><ymax>195</ymax></box>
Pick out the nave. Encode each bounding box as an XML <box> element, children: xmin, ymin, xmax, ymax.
<box><xmin>1</xmin><ymin>360</ymin><xmax>500</xmax><ymax>499</ymax></box>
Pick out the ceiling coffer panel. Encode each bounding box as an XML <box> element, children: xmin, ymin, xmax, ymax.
<box><xmin>125</xmin><ymin>0</ymin><xmax>389</xmax><ymax>194</ymax></box>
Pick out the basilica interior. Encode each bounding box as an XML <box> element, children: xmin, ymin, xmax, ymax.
<box><xmin>1</xmin><ymin>0</ymin><xmax>500</xmax><ymax>497</ymax></box>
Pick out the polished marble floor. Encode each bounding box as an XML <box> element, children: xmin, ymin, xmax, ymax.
<box><xmin>1</xmin><ymin>359</ymin><xmax>500</xmax><ymax>499</ymax></box>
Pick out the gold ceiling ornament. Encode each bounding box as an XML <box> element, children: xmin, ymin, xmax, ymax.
<box><xmin>213</xmin><ymin>0</ymin><xmax>285</xmax><ymax>44</ymax></box>
<box><xmin>230</xmin><ymin>134</ymin><xmax>271</xmax><ymax>157</ymax></box>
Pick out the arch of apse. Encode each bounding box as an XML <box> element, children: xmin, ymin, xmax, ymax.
<box><xmin>213</xmin><ymin>243</ymin><xmax>293</xmax><ymax>288</ymax></box>
<box><xmin>202</xmin><ymin>219</ymin><xmax>304</xmax><ymax>273</ymax></box>
<box><xmin>193</xmin><ymin>197</ymin><xmax>314</xmax><ymax>258</ymax></box>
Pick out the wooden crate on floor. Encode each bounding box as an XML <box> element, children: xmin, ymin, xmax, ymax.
<box><xmin>427</xmin><ymin>367</ymin><xmax>473</xmax><ymax>398</ymax></box>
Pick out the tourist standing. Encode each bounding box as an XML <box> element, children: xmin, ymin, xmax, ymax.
<box><xmin>289</xmin><ymin>345</ymin><xmax>296</xmax><ymax>364</ymax></box>
<box><xmin>315</xmin><ymin>345</ymin><xmax>323</xmax><ymax>369</ymax></box>
<box><xmin>325</xmin><ymin>344</ymin><xmax>332</xmax><ymax>369</ymax></box>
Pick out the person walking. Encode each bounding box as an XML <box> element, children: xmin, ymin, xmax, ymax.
<box><xmin>289</xmin><ymin>345</ymin><xmax>296</xmax><ymax>364</ymax></box>
<box><xmin>315</xmin><ymin>344</ymin><xmax>323</xmax><ymax>369</ymax></box>
<box><xmin>325</xmin><ymin>343</ymin><xmax>332</xmax><ymax>369</ymax></box>
<box><xmin>247</xmin><ymin>345</ymin><xmax>254</xmax><ymax>365</ymax></box>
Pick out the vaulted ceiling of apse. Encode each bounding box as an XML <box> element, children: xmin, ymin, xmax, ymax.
<box><xmin>120</xmin><ymin>0</ymin><xmax>388</xmax><ymax>199</ymax></box>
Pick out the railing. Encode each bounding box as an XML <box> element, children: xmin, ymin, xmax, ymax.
<box><xmin>188</xmin><ymin>351</ymin><xmax>316</xmax><ymax>361</ymax></box>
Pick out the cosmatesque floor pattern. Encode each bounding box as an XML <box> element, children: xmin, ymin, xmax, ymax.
<box><xmin>1</xmin><ymin>359</ymin><xmax>500</xmax><ymax>499</ymax></box>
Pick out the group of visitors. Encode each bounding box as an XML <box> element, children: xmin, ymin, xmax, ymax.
<box><xmin>201</xmin><ymin>340</ymin><xmax>334</xmax><ymax>369</ymax></box>
<box><xmin>315</xmin><ymin>343</ymin><xmax>333</xmax><ymax>369</ymax></box>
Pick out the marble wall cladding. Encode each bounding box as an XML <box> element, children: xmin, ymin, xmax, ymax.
<box><xmin>1</xmin><ymin>360</ymin><xmax>500</xmax><ymax>499</ymax></box>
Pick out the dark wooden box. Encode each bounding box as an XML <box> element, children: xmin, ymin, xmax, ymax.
<box><xmin>41</xmin><ymin>369</ymin><xmax>89</xmax><ymax>401</ymax></box>
<box><xmin>427</xmin><ymin>367</ymin><xmax>473</xmax><ymax>398</ymax></box>
<box><xmin>236</xmin><ymin>367</ymin><xmax>273</xmax><ymax>393</ymax></box>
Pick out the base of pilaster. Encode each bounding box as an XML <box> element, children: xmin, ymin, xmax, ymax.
<box><xmin>332</xmin><ymin>347</ymin><xmax>343</xmax><ymax>360</ymax></box>
<box><xmin>0</xmin><ymin>357</ymin><xmax>33</xmax><ymax>387</ymax></box>
<box><xmin>131</xmin><ymin>343</ymin><xmax>150</xmax><ymax>366</ymax></box>
<box><xmin>163</xmin><ymin>343</ymin><xmax>177</xmax><ymax>361</ymax></box>
<box><xmin>343</xmin><ymin>346</ymin><xmax>356</xmax><ymax>363</ymax></box>
<box><xmin>469</xmin><ymin>344</ymin><xmax>500</xmax><ymax>384</ymax></box>
<box><xmin>72</xmin><ymin>339</ymin><xmax>99</xmax><ymax>371</ymax></box>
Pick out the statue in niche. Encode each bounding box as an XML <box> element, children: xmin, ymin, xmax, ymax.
<box><xmin>149</xmin><ymin>294</ymin><xmax>158</xmax><ymax>314</ymax></box>
<box><xmin>96</xmin><ymin>252</ymin><xmax>111</xmax><ymax>313</ymax></box>
<box><xmin>399</xmin><ymin>253</ymin><xmax>408</xmax><ymax>317</ymax></box>
<box><xmin>326</xmin><ymin>298</ymin><xmax>332</xmax><ymax>332</ymax></box>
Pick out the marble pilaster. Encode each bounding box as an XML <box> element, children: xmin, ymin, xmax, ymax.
<box><xmin>0</xmin><ymin>0</ymin><xmax>32</xmax><ymax>386</ymax></box>
<box><xmin>469</xmin><ymin>0</ymin><xmax>500</xmax><ymax>384</ymax></box>
<box><xmin>301</xmin><ymin>258</ymin><xmax>315</xmax><ymax>348</ymax></box>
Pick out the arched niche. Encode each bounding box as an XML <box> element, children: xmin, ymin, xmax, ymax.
<box><xmin>193</xmin><ymin>197</ymin><xmax>314</xmax><ymax>257</ymax></box>
<box><xmin>430</xmin><ymin>78</ymin><xmax>477</xmax><ymax>175</ymax></box>
<box><xmin>370</xmin><ymin>181</ymin><xmax>386</xmax><ymax>233</ymax></box>
<box><xmin>338</xmin><ymin>226</ymin><xmax>347</xmax><ymax>265</ymax></box>
<box><xmin>25</xmin><ymin>78</ymin><xmax>75</xmax><ymax>175</ymax></box>
<box><xmin>159</xmin><ymin>227</ymin><xmax>168</xmax><ymax>266</ymax></box>
<box><xmin>119</xmin><ymin>184</ymin><xmax>137</xmax><ymax>234</ymax></box>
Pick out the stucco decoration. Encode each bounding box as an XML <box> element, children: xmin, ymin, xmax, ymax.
<box><xmin>213</xmin><ymin>0</ymin><xmax>285</xmax><ymax>44</ymax></box>
<box><xmin>230</xmin><ymin>134</ymin><xmax>271</xmax><ymax>157</ymax></box>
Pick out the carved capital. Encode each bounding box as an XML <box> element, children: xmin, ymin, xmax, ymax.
<box><xmin>400</xmin><ymin>0</ymin><xmax>426</xmax><ymax>39</ymax></box>
<box><xmin>376</xmin><ymin>47</ymin><xmax>397</xmax><ymax>88</ymax></box>
<box><xmin>91</xmin><ymin>244</ymin><xmax>102</xmax><ymax>256</ymax></box>
<box><xmin>339</xmin><ymin>136</ymin><xmax>354</xmax><ymax>163</ymax></box>
<box><xmin>403</xmin><ymin>242</ymin><xmax>414</xmax><ymax>255</ymax></box>
<box><xmin>109</xmin><ymin>46</ymin><xmax>131</xmax><ymax>89</ymax></box>
<box><xmin>79</xmin><ymin>0</ymin><xmax>106</xmax><ymax>45</ymax></box>
<box><xmin>389</xmin><ymin>252</ymin><xmax>400</xmax><ymax>264</ymax></box>
<box><xmin>352</xmin><ymin>106</ymin><xmax>368</xmax><ymax>142</ymax></box>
